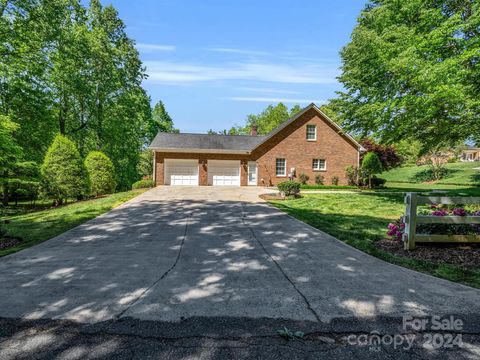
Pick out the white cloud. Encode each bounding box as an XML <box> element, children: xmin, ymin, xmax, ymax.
<box><xmin>136</xmin><ymin>43</ymin><xmax>176</xmax><ymax>52</ymax></box>
<box><xmin>206</xmin><ymin>47</ymin><xmax>270</xmax><ymax>56</ymax></box>
<box><xmin>224</xmin><ymin>96</ymin><xmax>326</xmax><ymax>104</ymax></box>
<box><xmin>236</xmin><ymin>87</ymin><xmax>300</xmax><ymax>95</ymax></box>
<box><xmin>144</xmin><ymin>61</ymin><xmax>338</xmax><ymax>85</ymax></box>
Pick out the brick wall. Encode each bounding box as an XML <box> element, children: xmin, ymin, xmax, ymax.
<box><xmin>252</xmin><ymin>108</ymin><xmax>359</xmax><ymax>186</ymax></box>
<box><xmin>154</xmin><ymin>108</ymin><xmax>359</xmax><ymax>186</ymax></box>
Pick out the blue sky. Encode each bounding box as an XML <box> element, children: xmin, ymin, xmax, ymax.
<box><xmin>107</xmin><ymin>0</ymin><xmax>367</xmax><ymax>133</ymax></box>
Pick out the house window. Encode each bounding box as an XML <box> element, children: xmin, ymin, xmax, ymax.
<box><xmin>312</xmin><ymin>159</ymin><xmax>326</xmax><ymax>171</ymax></box>
<box><xmin>276</xmin><ymin>158</ymin><xmax>286</xmax><ymax>176</ymax></box>
<box><xmin>306</xmin><ymin>125</ymin><xmax>317</xmax><ymax>141</ymax></box>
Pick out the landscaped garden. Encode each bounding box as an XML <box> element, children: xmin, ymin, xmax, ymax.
<box><xmin>0</xmin><ymin>189</ymin><xmax>147</xmax><ymax>257</ymax></box>
<box><xmin>270</xmin><ymin>187</ymin><xmax>480</xmax><ymax>289</ymax></box>
<box><xmin>383</xmin><ymin>162</ymin><xmax>480</xmax><ymax>186</ymax></box>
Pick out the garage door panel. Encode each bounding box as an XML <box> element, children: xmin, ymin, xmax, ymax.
<box><xmin>165</xmin><ymin>160</ymin><xmax>198</xmax><ymax>186</ymax></box>
<box><xmin>208</xmin><ymin>160</ymin><xmax>240</xmax><ymax>186</ymax></box>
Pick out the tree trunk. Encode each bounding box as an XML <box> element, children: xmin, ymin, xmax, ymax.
<box><xmin>369</xmin><ymin>174</ymin><xmax>372</xmax><ymax>189</ymax></box>
<box><xmin>2</xmin><ymin>172</ymin><xmax>8</xmax><ymax>206</ymax></box>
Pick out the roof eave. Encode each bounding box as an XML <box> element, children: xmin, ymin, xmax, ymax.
<box><xmin>149</xmin><ymin>147</ymin><xmax>251</xmax><ymax>155</ymax></box>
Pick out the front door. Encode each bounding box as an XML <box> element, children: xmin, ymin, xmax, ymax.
<box><xmin>248</xmin><ymin>161</ymin><xmax>257</xmax><ymax>185</ymax></box>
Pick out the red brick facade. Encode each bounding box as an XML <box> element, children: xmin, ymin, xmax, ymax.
<box><xmin>154</xmin><ymin>108</ymin><xmax>360</xmax><ymax>186</ymax></box>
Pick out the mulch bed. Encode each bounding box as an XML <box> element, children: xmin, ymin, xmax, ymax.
<box><xmin>375</xmin><ymin>238</ymin><xmax>480</xmax><ymax>269</ymax></box>
<box><xmin>0</xmin><ymin>236</ymin><xmax>23</xmax><ymax>250</ymax></box>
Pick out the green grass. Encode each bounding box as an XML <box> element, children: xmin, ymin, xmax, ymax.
<box><xmin>0</xmin><ymin>189</ymin><xmax>147</xmax><ymax>257</ymax></box>
<box><xmin>300</xmin><ymin>184</ymin><xmax>358</xmax><ymax>190</ymax></box>
<box><xmin>382</xmin><ymin>162</ymin><xmax>480</xmax><ymax>185</ymax></box>
<box><xmin>299</xmin><ymin>181</ymin><xmax>480</xmax><ymax>196</ymax></box>
<box><xmin>270</xmin><ymin>192</ymin><xmax>480</xmax><ymax>288</ymax></box>
<box><xmin>383</xmin><ymin>182</ymin><xmax>480</xmax><ymax>196</ymax></box>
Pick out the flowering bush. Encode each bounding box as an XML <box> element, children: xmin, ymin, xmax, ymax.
<box><xmin>452</xmin><ymin>208</ymin><xmax>467</xmax><ymax>216</ymax></box>
<box><xmin>386</xmin><ymin>207</ymin><xmax>480</xmax><ymax>241</ymax></box>
<box><xmin>431</xmin><ymin>209</ymin><xmax>448</xmax><ymax>216</ymax></box>
<box><xmin>387</xmin><ymin>218</ymin><xmax>405</xmax><ymax>241</ymax></box>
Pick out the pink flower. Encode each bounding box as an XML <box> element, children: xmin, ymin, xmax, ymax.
<box><xmin>387</xmin><ymin>223</ymin><xmax>398</xmax><ymax>230</ymax></box>
<box><xmin>452</xmin><ymin>208</ymin><xmax>467</xmax><ymax>216</ymax></box>
<box><xmin>431</xmin><ymin>209</ymin><xmax>448</xmax><ymax>216</ymax></box>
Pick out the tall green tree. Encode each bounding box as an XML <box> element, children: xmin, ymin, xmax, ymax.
<box><xmin>0</xmin><ymin>115</ymin><xmax>23</xmax><ymax>205</ymax></box>
<box><xmin>147</xmin><ymin>101</ymin><xmax>178</xmax><ymax>142</ymax></box>
<box><xmin>41</xmin><ymin>134</ymin><xmax>89</xmax><ymax>205</ymax></box>
<box><xmin>361</xmin><ymin>152</ymin><xmax>383</xmax><ymax>188</ymax></box>
<box><xmin>85</xmin><ymin>151</ymin><xmax>115</xmax><ymax>196</ymax></box>
<box><xmin>224</xmin><ymin>103</ymin><xmax>302</xmax><ymax>135</ymax></box>
<box><xmin>0</xmin><ymin>0</ymin><xmax>56</xmax><ymax>163</ymax></box>
<box><xmin>1</xmin><ymin>0</ymin><xmax>153</xmax><ymax>189</ymax></box>
<box><xmin>332</xmin><ymin>0</ymin><xmax>480</xmax><ymax>151</ymax></box>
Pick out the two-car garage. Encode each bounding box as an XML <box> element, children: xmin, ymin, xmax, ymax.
<box><xmin>163</xmin><ymin>159</ymin><xmax>240</xmax><ymax>186</ymax></box>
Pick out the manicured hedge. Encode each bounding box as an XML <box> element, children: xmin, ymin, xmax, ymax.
<box><xmin>277</xmin><ymin>180</ymin><xmax>301</xmax><ymax>196</ymax></box>
<box><xmin>132</xmin><ymin>179</ymin><xmax>154</xmax><ymax>189</ymax></box>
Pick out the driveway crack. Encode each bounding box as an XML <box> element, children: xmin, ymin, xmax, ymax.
<box><xmin>114</xmin><ymin>206</ymin><xmax>190</xmax><ymax>319</ymax></box>
<box><xmin>240</xmin><ymin>202</ymin><xmax>321</xmax><ymax>322</ymax></box>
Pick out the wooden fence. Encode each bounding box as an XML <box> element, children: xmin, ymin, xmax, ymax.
<box><xmin>403</xmin><ymin>192</ymin><xmax>480</xmax><ymax>250</ymax></box>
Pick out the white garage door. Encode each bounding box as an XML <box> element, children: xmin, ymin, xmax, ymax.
<box><xmin>208</xmin><ymin>160</ymin><xmax>240</xmax><ymax>186</ymax></box>
<box><xmin>164</xmin><ymin>159</ymin><xmax>199</xmax><ymax>186</ymax></box>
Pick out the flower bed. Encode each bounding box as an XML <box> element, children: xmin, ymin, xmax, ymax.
<box><xmin>386</xmin><ymin>203</ymin><xmax>480</xmax><ymax>247</ymax></box>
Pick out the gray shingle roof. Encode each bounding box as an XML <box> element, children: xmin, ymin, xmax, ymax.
<box><xmin>149</xmin><ymin>132</ymin><xmax>267</xmax><ymax>152</ymax></box>
<box><xmin>148</xmin><ymin>103</ymin><xmax>363</xmax><ymax>153</ymax></box>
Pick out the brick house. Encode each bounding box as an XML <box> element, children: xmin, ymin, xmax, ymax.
<box><xmin>149</xmin><ymin>103</ymin><xmax>363</xmax><ymax>186</ymax></box>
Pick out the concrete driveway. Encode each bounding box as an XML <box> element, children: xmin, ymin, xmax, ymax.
<box><xmin>1</xmin><ymin>186</ymin><xmax>480</xmax><ymax>322</ymax></box>
<box><xmin>1</xmin><ymin>186</ymin><xmax>480</xmax><ymax>358</ymax></box>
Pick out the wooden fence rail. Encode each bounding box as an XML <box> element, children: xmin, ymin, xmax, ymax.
<box><xmin>403</xmin><ymin>192</ymin><xmax>480</xmax><ymax>250</ymax></box>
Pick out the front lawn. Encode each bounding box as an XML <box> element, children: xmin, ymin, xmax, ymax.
<box><xmin>0</xmin><ymin>189</ymin><xmax>147</xmax><ymax>257</ymax></box>
<box><xmin>270</xmin><ymin>192</ymin><xmax>480</xmax><ymax>288</ymax></box>
<box><xmin>382</xmin><ymin>162</ymin><xmax>480</xmax><ymax>186</ymax></box>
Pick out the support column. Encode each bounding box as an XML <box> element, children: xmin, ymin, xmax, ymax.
<box><xmin>199</xmin><ymin>159</ymin><xmax>208</xmax><ymax>186</ymax></box>
<box><xmin>155</xmin><ymin>153</ymin><xmax>164</xmax><ymax>186</ymax></box>
<box><xmin>240</xmin><ymin>160</ymin><xmax>248</xmax><ymax>186</ymax></box>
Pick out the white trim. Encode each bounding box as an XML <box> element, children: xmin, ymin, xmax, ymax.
<box><xmin>312</xmin><ymin>158</ymin><xmax>326</xmax><ymax>171</ymax></box>
<box><xmin>248</xmin><ymin>161</ymin><xmax>257</xmax><ymax>185</ymax></box>
<box><xmin>149</xmin><ymin>147</ymin><xmax>251</xmax><ymax>154</ymax></box>
<box><xmin>275</xmin><ymin>158</ymin><xmax>287</xmax><ymax>177</ymax></box>
<box><xmin>306</xmin><ymin>124</ymin><xmax>317</xmax><ymax>141</ymax></box>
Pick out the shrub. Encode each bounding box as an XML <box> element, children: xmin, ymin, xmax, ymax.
<box><xmin>387</xmin><ymin>217</ymin><xmax>405</xmax><ymax>241</ymax></box>
<box><xmin>85</xmin><ymin>151</ymin><xmax>116</xmax><ymax>197</ymax></box>
<box><xmin>298</xmin><ymin>173</ymin><xmax>309</xmax><ymax>185</ymax></box>
<box><xmin>371</xmin><ymin>176</ymin><xmax>387</xmax><ymax>188</ymax></box>
<box><xmin>345</xmin><ymin>165</ymin><xmax>366</xmax><ymax>186</ymax></box>
<box><xmin>362</xmin><ymin>152</ymin><xmax>383</xmax><ymax>188</ymax></box>
<box><xmin>277</xmin><ymin>180</ymin><xmax>301</xmax><ymax>197</ymax></box>
<box><xmin>40</xmin><ymin>135</ymin><xmax>89</xmax><ymax>205</ymax></box>
<box><xmin>314</xmin><ymin>174</ymin><xmax>324</xmax><ymax>185</ymax></box>
<box><xmin>331</xmin><ymin>176</ymin><xmax>339</xmax><ymax>186</ymax></box>
<box><xmin>132</xmin><ymin>179</ymin><xmax>155</xmax><ymax>189</ymax></box>
<box><xmin>360</xmin><ymin>138</ymin><xmax>402</xmax><ymax>170</ymax></box>
<box><xmin>410</xmin><ymin>167</ymin><xmax>449</xmax><ymax>183</ymax></box>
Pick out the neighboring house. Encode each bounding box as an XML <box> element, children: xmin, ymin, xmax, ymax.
<box><xmin>149</xmin><ymin>103</ymin><xmax>363</xmax><ymax>186</ymax></box>
<box><xmin>460</xmin><ymin>146</ymin><xmax>480</xmax><ymax>162</ymax></box>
